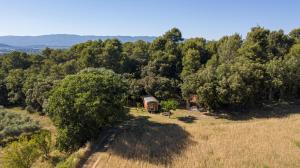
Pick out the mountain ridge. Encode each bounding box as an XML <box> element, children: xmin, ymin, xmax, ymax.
<box><xmin>0</xmin><ymin>34</ymin><xmax>157</xmax><ymax>47</ymax></box>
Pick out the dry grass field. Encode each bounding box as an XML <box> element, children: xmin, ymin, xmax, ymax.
<box><xmin>87</xmin><ymin>106</ymin><xmax>300</xmax><ymax>168</ymax></box>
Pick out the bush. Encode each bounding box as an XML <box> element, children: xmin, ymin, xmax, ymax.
<box><xmin>161</xmin><ymin>99</ymin><xmax>179</xmax><ymax>112</ymax></box>
<box><xmin>0</xmin><ymin>110</ymin><xmax>40</xmax><ymax>145</ymax></box>
<box><xmin>1</xmin><ymin>131</ymin><xmax>53</xmax><ymax>168</ymax></box>
<box><xmin>47</xmin><ymin>68</ymin><xmax>128</xmax><ymax>151</ymax></box>
<box><xmin>32</xmin><ymin>130</ymin><xmax>52</xmax><ymax>159</ymax></box>
<box><xmin>1</xmin><ymin>136</ymin><xmax>40</xmax><ymax>168</ymax></box>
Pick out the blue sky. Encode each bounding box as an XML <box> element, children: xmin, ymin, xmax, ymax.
<box><xmin>0</xmin><ymin>0</ymin><xmax>299</xmax><ymax>39</ymax></box>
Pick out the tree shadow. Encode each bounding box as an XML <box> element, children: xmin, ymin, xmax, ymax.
<box><xmin>107</xmin><ymin>116</ymin><xmax>196</xmax><ymax>166</ymax></box>
<box><xmin>177</xmin><ymin>115</ymin><xmax>197</xmax><ymax>123</ymax></box>
<box><xmin>204</xmin><ymin>101</ymin><xmax>300</xmax><ymax>121</ymax></box>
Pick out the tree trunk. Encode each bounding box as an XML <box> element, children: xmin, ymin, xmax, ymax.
<box><xmin>268</xmin><ymin>88</ymin><xmax>273</xmax><ymax>101</ymax></box>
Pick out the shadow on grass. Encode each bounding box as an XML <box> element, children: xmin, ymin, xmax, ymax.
<box><xmin>108</xmin><ymin>116</ymin><xmax>196</xmax><ymax>166</ymax></box>
<box><xmin>204</xmin><ymin>101</ymin><xmax>300</xmax><ymax>121</ymax></box>
<box><xmin>177</xmin><ymin>115</ymin><xmax>197</xmax><ymax>123</ymax></box>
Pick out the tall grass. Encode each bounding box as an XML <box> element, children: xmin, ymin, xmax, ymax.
<box><xmin>84</xmin><ymin>108</ymin><xmax>300</xmax><ymax>168</ymax></box>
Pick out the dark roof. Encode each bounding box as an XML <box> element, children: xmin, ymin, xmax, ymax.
<box><xmin>143</xmin><ymin>96</ymin><xmax>159</xmax><ymax>103</ymax></box>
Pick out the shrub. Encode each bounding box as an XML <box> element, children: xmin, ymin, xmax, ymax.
<box><xmin>1</xmin><ymin>131</ymin><xmax>53</xmax><ymax>168</ymax></box>
<box><xmin>0</xmin><ymin>110</ymin><xmax>40</xmax><ymax>145</ymax></box>
<box><xmin>161</xmin><ymin>99</ymin><xmax>179</xmax><ymax>112</ymax></box>
<box><xmin>32</xmin><ymin>130</ymin><xmax>52</xmax><ymax>159</ymax></box>
<box><xmin>47</xmin><ymin>68</ymin><xmax>128</xmax><ymax>151</ymax></box>
<box><xmin>1</xmin><ymin>136</ymin><xmax>40</xmax><ymax>168</ymax></box>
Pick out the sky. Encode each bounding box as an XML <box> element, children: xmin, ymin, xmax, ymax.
<box><xmin>0</xmin><ymin>0</ymin><xmax>299</xmax><ymax>39</ymax></box>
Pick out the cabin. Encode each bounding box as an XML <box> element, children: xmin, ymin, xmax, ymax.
<box><xmin>143</xmin><ymin>96</ymin><xmax>159</xmax><ymax>112</ymax></box>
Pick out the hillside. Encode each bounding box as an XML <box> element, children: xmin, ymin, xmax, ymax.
<box><xmin>0</xmin><ymin>34</ymin><xmax>156</xmax><ymax>47</ymax></box>
<box><xmin>0</xmin><ymin>43</ymin><xmax>41</xmax><ymax>54</ymax></box>
<box><xmin>0</xmin><ymin>43</ymin><xmax>11</xmax><ymax>47</ymax></box>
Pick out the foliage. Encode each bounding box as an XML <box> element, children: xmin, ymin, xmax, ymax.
<box><xmin>1</xmin><ymin>130</ymin><xmax>53</xmax><ymax>168</ymax></box>
<box><xmin>32</xmin><ymin>130</ymin><xmax>52</xmax><ymax>159</ymax></box>
<box><xmin>181</xmin><ymin>27</ymin><xmax>300</xmax><ymax>111</ymax></box>
<box><xmin>55</xmin><ymin>143</ymin><xmax>92</xmax><ymax>168</ymax></box>
<box><xmin>0</xmin><ymin>110</ymin><xmax>40</xmax><ymax>145</ymax></box>
<box><xmin>0</xmin><ymin>26</ymin><xmax>299</xmax><ymax>114</ymax></box>
<box><xmin>25</xmin><ymin>79</ymin><xmax>55</xmax><ymax>113</ymax></box>
<box><xmin>46</xmin><ymin>68</ymin><xmax>128</xmax><ymax>151</ymax></box>
<box><xmin>161</xmin><ymin>99</ymin><xmax>179</xmax><ymax>112</ymax></box>
<box><xmin>1</xmin><ymin>136</ymin><xmax>40</xmax><ymax>168</ymax></box>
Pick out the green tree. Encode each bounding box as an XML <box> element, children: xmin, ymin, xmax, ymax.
<box><xmin>289</xmin><ymin>28</ymin><xmax>300</xmax><ymax>43</ymax></box>
<box><xmin>161</xmin><ymin>99</ymin><xmax>179</xmax><ymax>112</ymax></box>
<box><xmin>181</xmin><ymin>38</ymin><xmax>210</xmax><ymax>78</ymax></box>
<box><xmin>217</xmin><ymin>34</ymin><xmax>242</xmax><ymax>63</ymax></box>
<box><xmin>141</xmin><ymin>76</ymin><xmax>179</xmax><ymax>100</ymax></box>
<box><xmin>1</xmin><ymin>136</ymin><xmax>40</xmax><ymax>168</ymax></box>
<box><xmin>239</xmin><ymin>27</ymin><xmax>270</xmax><ymax>62</ymax></box>
<box><xmin>46</xmin><ymin>68</ymin><xmax>128</xmax><ymax>151</ymax></box>
<box><xmin>267</xmin><ymin>30</ymin><xmax>293</xmax><ymax>59</ymax></box>
<box><xmin>32</xmin><ymin>130</ymin><xmax>52</xmax><ymax>159</ymax></box>
<box><xmin>25</xmin><ymin>79</ymin><xmax>55</xmax><ymax>113</ymax></box>
<box><xmin>5</xmin><ymin>69</ymin><xmax>26</xmax><ymax>105</ymax></box>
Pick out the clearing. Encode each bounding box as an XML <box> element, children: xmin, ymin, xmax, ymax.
<box><xmin>83</xmin><ymin>106</ymin><xmax>300</xmax><ymax>168</ymax></box>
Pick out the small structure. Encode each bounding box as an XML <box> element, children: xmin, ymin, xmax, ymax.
<box><xmin>186</xmin><ymin>95</ymin><xmax>198</xmax><ymax>109</ymax></box>
<box><xmin>143</xmin><ymin>96</ymin><xmax>159</xmax><ymax>112</ymax></box>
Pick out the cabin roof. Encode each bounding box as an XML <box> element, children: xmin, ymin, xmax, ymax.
<box><xmin>143</xmin><ymin>96</ymin><xmax>159</xmax><ymax>103</ymax></box>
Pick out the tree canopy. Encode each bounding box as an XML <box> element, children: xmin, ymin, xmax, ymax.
<box><xmin>46</xmin><ymin>68</ymin><xmax>128</xmax><ymax>151</ymax></box>
<box><xmin>0</xmin><ymin>27</ymin><xmax>300</xmax><ymax>150</ymax></box>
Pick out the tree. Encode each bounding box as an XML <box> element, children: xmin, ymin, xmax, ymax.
<box><xmin>46</xmin><ymin>68</ymin><xmax>128</xmax><ymax>151</ymax></box>
<box><xmin>100</xmin><ymin>39</ymin><xmax>122</xmax><ymax>72</ymax></box>
<box><xmin>5</xmin><ymin>69</ymin><xmax>26</xmax><ymax>105</ymax></box>
<box><xmin>267</xmin><ymin>30</ymin><xmax>293</xmax><ymax>59</ymax></box>
<box><xmin>239</xmin><ymin>27</ymin><xmax>270</xmax><ymax>62</ymax></box>
<box><xmin>266</xmin><ymin>58</ymin><xmax>286</xmax><ymax>100</ymax></box>
<box><xmin>32</xmin><ymin>130</ymin><xmax>52</xmax><ymax>159</ymax></box>
<box><xmin>141</xmin><ymin>76</ymin><xmax>179</xmax><ymax>100</ymax></box>
<box><xmin>25</xmin><ymin>79</ymin><xmax>55</xmax><ymax>113</ymax></box>
<box><xmin>1</xmin><ymin>136</ymin><xmax>40</xmax><ymax>168</ymax></box>
<box><xmin>121</xmin><ymin>40</ymin><xmax>150</xmax><ymax>77</ymax></box>
<box><xmin>216</xmin><ymin>58</ymin><xmax>266</xmax><ymax>109</ymax></box>
<box><xmin>148</xmin><ymin>28</ymin><xmax>183</xmax><ymax>79</ymax></box>
<box><xmin>163</xmin><ymin>27</ymin><xmax>183</xmax><ymax>42</ymax></box>
<box><xmin>284</xmin><ymin>44</ymin><xmax>300</xmax><ymax>98</ymax></box>
<box><xmin>1</xmin><ymin>52</ymin><xmax>31</xmax><ymax>72</ymax></box>
<box><xmin>289</xmin><ymin>28</ymin><xmax>300</xmax><ymax>43</ymax></box>
<box><xmin>0</xmin><ymin>80</ymin><xmax>8</xmax><ymax>105</ymax></box>
<box><xmin>161</xmin><ymin>99</ymin><xmax>179</xmax><ymax>112</ymax></box>
<box><xmin>1</xmin><ymin>130</ymin><xmax>52</xmax><ymax>168</ymax></box>
<box><xmin>217</xmin><ymin>34</ymin><xmax>242</xmax><ymax>63</ymax></box>
<box><xmin>161</xmin><ymin>99</ymin><xmax>179</xmax><ymax>118</ymax></box>
<box><xmin>181</xmin><ymin>38</ymin><xmax>210</xmax><ymax>78</ymax></box>
<box><xmin>0</xmin><ymin>69</ymin><xmax>8</xmax><ymax>105</ymax></box>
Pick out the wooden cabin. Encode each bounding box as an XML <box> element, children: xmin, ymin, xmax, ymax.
<box><xmin>143</xmin><ymin>96</ymin><xmax>159</xmax><ymax>112</ymax></box>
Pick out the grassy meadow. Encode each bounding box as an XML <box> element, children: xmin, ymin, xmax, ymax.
<box><xmin>1</xmin><ymin>105</ymin><xmax>300</xmax><ymax>168</ymax></box>
<box><xmin>86</xmin><ymin>106</ymin><xmax>300</xmax><ymax>168</ymax></box>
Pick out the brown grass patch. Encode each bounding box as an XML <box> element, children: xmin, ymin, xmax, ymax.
<box><xmin>88</xmin><ymin>107</ymin><xmax>300</xmax><ymax>168</ymax></box>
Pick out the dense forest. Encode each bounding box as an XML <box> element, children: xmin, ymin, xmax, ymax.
<box><xmin>0</xmin><ymin>27</ymin><xmax>300</xmax><ymax>155</ymax></box>
<box><xmin>1</xmin><ymin>27</ymin><xmax>300</xmax><ymax>112</ymax></box>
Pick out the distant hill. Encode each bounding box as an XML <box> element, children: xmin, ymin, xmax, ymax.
<box><xmin>0</xmin><ymin>42</ymin><xmax>41</xmax><ymax>55</ymax></box>
<box><xmin>0</xmin><ymin>43</ymin><xmax>11</xmax><ymax>47</ymax></box>
<box><xmin>0</xmin><ymin>34</ymin><xmax>157</xmax><ymax>48</ymax></box>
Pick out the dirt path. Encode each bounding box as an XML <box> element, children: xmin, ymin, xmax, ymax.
<box><xmin>81</xmin><ymin>129</ymin><xmax>118</xmax><ymax>168</ymax></box>
<box><xmin>81</xmin><ymin>119</ymin><xmax>137</xmax><ymax>168</ymax></box>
